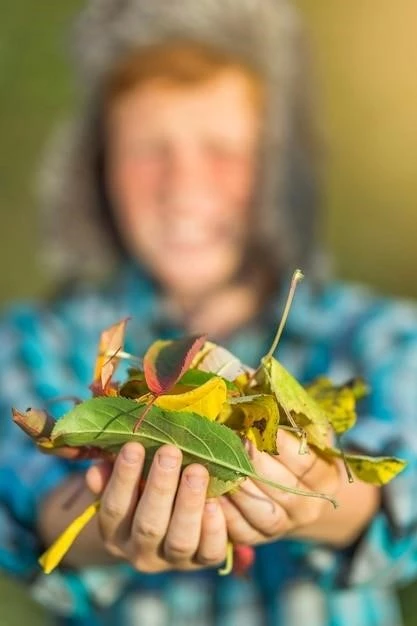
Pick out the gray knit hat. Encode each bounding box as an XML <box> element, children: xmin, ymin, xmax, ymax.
<box><xmin>40</xmin><ymin>0</ymin><xmax>321</xmax><ymax>284</ymax></box>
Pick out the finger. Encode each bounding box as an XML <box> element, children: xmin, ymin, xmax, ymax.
<box><xmin>276</xmin><ymin>430</ymin><xmax>339</xmax><ymax>491</ymax></box>
<box><xmin>99</xmin><ymin>442</ymin><xmax>145</xmax><ymax>546</ymax></box>
<box><xmin>195</xmin><ymin>499</ymin><xmax>228</xmax><ymax>567</ymax></box>
<box><xmin>226</xmin><ymin>478</ymin><xmax>290</xmax><ymax>539</ymax></box>
<box><xmin>163</xmin><ymin>464</ymin><xmax>209</xmax><ymax>565</ymax></box>
<box><xmin>246</xmin><ymin>446</ymin><xmax>334</xmax><ymax>526</ymax></box>
<box><xmin>86</xmin><ymin>461</ymin><xmax>113</xmax><ymax>495</ymax></box>
<box><xmin>131</xmin><ymin>445</ymin><xmax>182</xmax><ymax>555</ymax></box>
<box><xmin>220</xmin><ymin>494</ymin><xmax>265</xmax><ymax>545</ymax></box>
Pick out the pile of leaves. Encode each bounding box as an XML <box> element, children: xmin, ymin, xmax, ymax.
<box><xmin>12</xmin><ymin>271</ymin><xmax>406</xmax><ymax>576</ymax></box>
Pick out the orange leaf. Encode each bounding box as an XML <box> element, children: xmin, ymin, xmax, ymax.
<box><xmin>92</xmin><ymin>318</ymin><xmax>129</xmax><ymax>395</ymax></box>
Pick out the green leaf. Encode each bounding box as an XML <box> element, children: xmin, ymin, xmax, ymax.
<box><xmin>179</xmin><ymin>368</ymin><xmax>239</xmax><ymax>393</ymax></box>
<box><xmin>257</xmin><ymin>357</ymin><xmax>330</xmax><ymax>449</ymax></box>
<box><xmin>52</xmin><ymin>397</ymin><xmax>249</xmax><ymax>496</ymax></box>
<box><xmin>51</xmin><ymin>397</ymin><xmax>336</xmax><ymax>504</ymax></box>
<box><xmin>119</xmin><ymin>373</ymin><xmax>148</xmax><ymax>399</ymax></box>
<box><xmin>143</xmin><ymin>335</ymin><xmax>207</xmax><ymax>395</ymax></box>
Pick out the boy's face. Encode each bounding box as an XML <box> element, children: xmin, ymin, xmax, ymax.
<box><xmin>106</xmin><ymin>69</ymin><xmax>261</xmax><ymax>299</ymax></box>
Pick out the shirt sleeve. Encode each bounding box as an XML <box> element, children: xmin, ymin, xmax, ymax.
<box><xmin>0</xmin><ymin>303</ymin><xmax>136</xmax><ymax>619</ymax></box>
<box><xmin>306</xmin><ymin>298</ymin><xmax>417</xmax><ymax>590</ymax></box>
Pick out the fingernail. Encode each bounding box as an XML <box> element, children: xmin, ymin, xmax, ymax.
<box><xmin>158</xmin><ymin>452</ymin><xmax>179</xmax><ymax>469</ymax></box>
<box><xmin>186</xmin><ymin>474</ymin><xmax>207</xmax><ymax>492</ymax></box>
<box><xmin>122</xmin><ymin>444</ymin><xmax>141</xmax><ymax>463</ymax></box>
<box><xmin>205</xmin><ymin>500</ymin><xmax>218</xmax><ymax>513</ymax></box>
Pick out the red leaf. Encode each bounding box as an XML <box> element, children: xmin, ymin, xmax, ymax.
<box><xmin>232</xmin><ymin>544</ymin><xmax>255</xmax><ymax>576</ymax></box>
<box><xmin>143</xmin><ymin>335</ymin><xmax>207</xmax><ymax>396</ymax></box>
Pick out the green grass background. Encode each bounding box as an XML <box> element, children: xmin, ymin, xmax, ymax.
<box><xmin>1</xmin><ymin>1</ymin><xmax>417</xmax><ymax>622</ymax></box>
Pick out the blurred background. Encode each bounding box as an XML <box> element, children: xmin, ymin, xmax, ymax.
<box><xmin>0</xmin><ymin>0</ymin><xmax>416</xmax><ymax>622</ymax></box>
<box><xmin>1</xmin><ymin>0</ymin><xmax>416</xmax><ymax>304</ymax></box>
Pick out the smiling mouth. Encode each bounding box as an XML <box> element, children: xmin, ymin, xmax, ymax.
<box><xmin>162</xmin><ymin>220</ymin><xmax>233</xmax><ymax>249</ymax></box>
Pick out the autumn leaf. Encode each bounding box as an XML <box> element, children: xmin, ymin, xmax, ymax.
<box><xmin>12</xmin><ymin>268</ymin><xmax>407</xmax><ymax>579</ymax></box>
<box><xmin>249</xmin><ymin>270</ymin><xmax>335</xmax><ymax>453</ymax></box>
<box><xmin>91</xmin><ymin>318</ymin><xmax>129</xmax><ymax>395</ymax></box>
<box><xmin>191</xmin><ymin>342</ymin><xmax>249</xmax><ymax>382</ymax></box>
<box><xmin>306</xmin><ymin>377</ymin><xmax>369</xmax><ymax>434</ymax></box>
<box><xmin>256</xmin><ymin>357</ymin><xmax>331</xmax><ymax>450</ymax></box>
<box><xmin>39</xmin><ymin>501</ymin><xmax>100</xmax><ymax>574</ymax></box>
<box><xmin>12</xmin><ymin>407</ymin><xmax>115</xmax><ymax>461</ymax></box>
<box><xmin>232</xmin><ymin>544</ymin><xmax>256</xmax><ymax>576</ymax></box>
<box><xmin>154</xmin><ymin>376</ymin><xmax>228</xmax><ymax>421</ymax></box>
<box><xmin>119</xmin><ymin>372</ymin><xmax>149</xmax><ymax>399</ymax></box>
<box><xmin>221</xmin><ymin>394</ymin><xmax>280</xmax><ymax>454</ymax></box>
<box><xmin>35</xmin><ymin>395</ymin><xmax>337</xmax><ymax>574</ymax></box>
<box><xmin>324</xmin><ymin>447</ymin><xmax>407</xmax><ymax>485</ymax></box>
<box><xmin>12</xmin><ymin>407</ymin><xmax>55</xmax><ymax>441</ymax></box>
<box><xmin>143</xmin><ymin>335</ymin><xmax>207</xmax><ymax>395</ymax></box>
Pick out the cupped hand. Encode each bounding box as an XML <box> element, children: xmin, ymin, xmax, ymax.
<box><xmin>85</xmin><ymin>442</ymin><xmax>227</xmax><ymax>573</ymax></box>
<box><xmin>220</xmin><ymin>430</ymin><xmax>343</xmax><ymax>546</ymax></box>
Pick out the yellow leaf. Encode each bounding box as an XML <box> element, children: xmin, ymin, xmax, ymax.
<box><xmin>155</xmin><ymin>377</ymin><xmax>228</xmax><ymax>421</ymax></box>
<box><xmin>39</xmin><ymin>501</ymin><xmax>100</xmax><ymax>574</ymax></box>
<box><xmin>246</xmin><ymin>426</ymin><xmax>262</xmax><ymax>450</ymax></box>
<box><xmin>225</xmin><ymin>395</ymin><xmax>280</xmax><ymax>454</ymax></box>
<box><xmin>208</xmin><ymin>475</ymin><xmax>244</xmax><ymax>497</ymax></box>
<box><xmin>305</xmin><ymin>377</ymin><xmax>368</xmax><ymax>434</ymax></box>
<box><xmin>37</xmin><ymin>439</ymin><xmax>55</xmax><ymax>450</ymax></box>
<box><xmin>233</xmin><ymin>372</ymin><xmax>252</xmax><ymax>393</ymax></box>
<box><xmin>325</xmin><ymin>448</ymin><xmax>407</xmax><ymax>485</ymax></box>
<box><xmin>344</xmin><ymin>453</ymin><xmax>407</xmax><ymax>485</ymax></box>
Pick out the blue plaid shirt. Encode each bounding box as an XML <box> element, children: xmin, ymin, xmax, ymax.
<box><xmin>1</xmin><ymin>263</ymin><xmax>417</xmax><ymax>626</ymax></box>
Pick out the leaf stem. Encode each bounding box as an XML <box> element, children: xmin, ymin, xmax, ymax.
<box><xmin>250</xmin><ymin>471</ymin><xmax>338</xmax><ymax>509</ymax></box>
<box><xmin>218</xmin><ymin>541</ymin><xmax>234</xmax><ymax>576</ymax></box>
<box><xmin>103</xmin><ymin>350</ymin><xmax>143</xmax><ymax>367</ymax></box>
<box><xmin>265</xmin><ymin>269</ymin><xmax>304</xmax><ymax>361</ymax></box>
<box><xmin>133</xmin><ymin>395</ymin><xmax>157</xmax><ymax>432</ymax></box>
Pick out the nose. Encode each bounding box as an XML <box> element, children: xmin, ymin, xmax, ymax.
<box><xmin>163</xmin><ymin>146</ymin><xmax>209</xmax><ymax>213</ymax></box>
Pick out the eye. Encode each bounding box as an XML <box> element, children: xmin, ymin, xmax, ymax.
<box><xmin>127</xmin><ymin>140</ymin><xmax>167</xmax><ymax>160</ymax></box>
<box><xmin>205</xmin><ymin>143</ymin><xmax>251</xmax><ymax>176</ymax></box>
<box><xmin>206</xmin><ymin>143</ymin><xmax>239</xmax><ymax>162</ymax></box>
